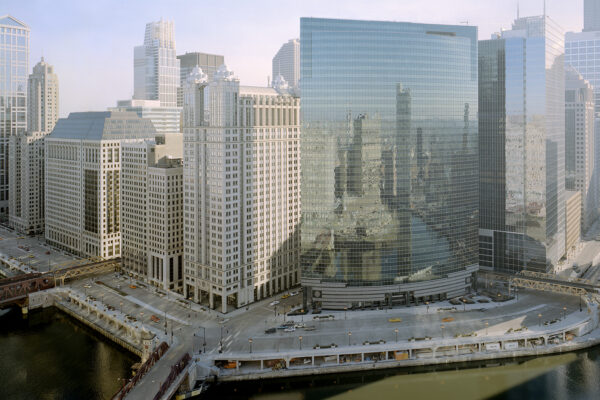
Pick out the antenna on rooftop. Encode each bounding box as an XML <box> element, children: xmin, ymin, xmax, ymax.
<box><xmin>460</xmin><ymin>21</ymin><xmax>469</xmax><ymax>25</ymax></box>
<box><xmin>543</xmin><ymin>0</ymin><xmax>546</xmax><ymax>17</ymax></box>
<box><xmin>517</xmin><ymin>1</ymin><xmax>520</xmax><ymax>19</ymax></box>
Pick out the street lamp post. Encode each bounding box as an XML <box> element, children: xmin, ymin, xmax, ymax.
<box><xmin>200</xmin><ymin>327</ymin><xmax>206</xmax><ymax>353</ymax></box>
<box><xmin>426</xmin><ymin>301</ymin><xmax>429</xmax><ymax>314</ymax></box>
<box><xmin>394</xmin><ymin>328</ymin><xmax>399</xmax><ymax>343</ymax></box>
<box><xmin>140</xmin><ymin>312</ymin><xmax>145</xmax><ymax>332</ymax></box>
<box><xmin>485</xmin><ymin>321</ymin><xmax>489</xmax><ymax>336</ymax></box>
<box><xmin>441</xmin><ymin>324</ymin><xmax>445</xmax><ymax>339</ymax></box>
<box><xmin>538</xmin><ymin>313</ymin><xmax>542</xmax><ymax>327</ymax></box>
<box><xmin>249</xmin><ymin>338</ymin><xmax>253</xmax><ymax>353</ymax></box>
<box><xmin>580</xmin><ymin>296</ymin><xmax>582</xmax><ymax>312</ymax></box>
<box><xmin>348</xmin><ymin>331</ymin><xmax>352</xmax><ymax>346</ymax></box>
<box><xmin>119</xmin><ymin>301</ymin><xmax>123</xmax><ymax>314</ymax></box>
<box><xmin>344</xmin><ymin>307</ymin><xmax>347</xmax><ymax>320</ymax></box>
<box><xmin>462</xmin><ymin>299</ymin><xmax>466</xmax><ymax>311</ymax></box>
<box><xmin>563</xmin><ymin>306</ymin><xmax>567</xmax><ymax>320</ymax></box>
<box><xmin>299</xmin><ymin>335</ymin><xmax>303</xmax><ymax>350</ymax></box>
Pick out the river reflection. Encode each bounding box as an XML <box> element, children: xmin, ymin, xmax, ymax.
<box><xmin>203</xmin><ymin>350</ymin><xmax>600</xmax><ymax>400</ymax></box>
<box><xmin>0</xmin><ymin>307</ymin><xmax>137</xmax><ymax>400</ymax></box>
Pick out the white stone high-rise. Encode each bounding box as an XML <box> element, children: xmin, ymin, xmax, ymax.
<box><xmin>120</xmin><ymin>135</ymin><xmax>184</xmax><ymax>292</ymax></box>
<box><xmin>45</xmin><ymin>112</ymin><xmax>156</xmax><ymax>259</ymax></box>
<box><xmin>27</xmin><ymin>57</ymin><xmax>59</xmax><ymax>133</ymax></box>
<box><xmin>134</xmin><ymin>19</ymin><xmax>180</xmax><ymax>107</ymax></box>
<box><xmin>183</xmin><ymin>65</ymin><xmax>300</xmax><ymax>312</ymax></box>
<box><xmin>9</xmin><ymin>57</ymin><xmax>59</xmax><ymax>234</ymax></box>
<box><xmin>272</xmin><ymin>39</ymin><xmax>299</xmax><ymax>88</ymax></box>
<box><xmin>0</xmin><ymin>15</ymin><xmax>29</xmax><ymax>216</ymax></box>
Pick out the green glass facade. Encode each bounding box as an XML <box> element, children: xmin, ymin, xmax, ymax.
<box><xmin>300</xmin><ymin>18</ymin><xmax>479</xmax><ymax>309</ymax></box>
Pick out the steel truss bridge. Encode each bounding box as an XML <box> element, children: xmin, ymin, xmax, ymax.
<box><xmin>480</xmin><ymin>270</ymin><xmax>594</xmax><ymax>297</ymax></box>
<box><xmin>0</xmin><ymin>258</ymin><xmax>120</xmax><ymax>307</ymax></box>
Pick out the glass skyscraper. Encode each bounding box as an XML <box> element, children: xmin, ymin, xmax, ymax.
<box><xmin>0</xmin><ymin>15</ymin><xmax>29</xmax><ymax>216</ymax></box>
<box><xmin>134</xmin><ymin>19</ymin><xmax>180</xmax><ymax>108</ymax></box>
<box><xmin>300</xmin><ymin>18</ymin><xmax>479</xmax><ymax>310</ymax></box>
<box><xmin>479</xmin><ymin>16</ymin><xmax>565</xmax><ymax>274</ymax></box>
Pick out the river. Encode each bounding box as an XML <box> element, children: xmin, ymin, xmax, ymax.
<box><xmin>2</xmin><ymin>306</ymin><xmax>600</xmax><ymax>400</ymax></box>
<box><xmin>0</xmin><ymin>307</ymin><xmax>137</xmax><ymax>400</ymax></box>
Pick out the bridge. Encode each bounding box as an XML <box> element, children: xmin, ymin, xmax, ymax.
<box><xmin>0</xmin><ymin>258</ymin><xmax>120</xmax><ymax>308</ymax></box>
<box><xmin>479</xmin><ymin>270</ymin><xmax>596</xmax><ymax>297</ymax></box>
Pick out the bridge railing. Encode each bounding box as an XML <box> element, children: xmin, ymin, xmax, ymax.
<box><xmin>153</xmin><ymin>353</ymin><xmax>192</xmax><ymax>400</ymax></box>
<box><xmin>112</xmin><ymin>341</ymin><xmax>169</xmax><ymax>400</ymax></box>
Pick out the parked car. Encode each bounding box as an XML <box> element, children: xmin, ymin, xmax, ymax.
<box><xmin>264</xmin><ymin>328</ymin><xmax>277</xmax><ymax>334</ymax></box>
<box><xmin>284</xmin><ymin>326</ymin><xmax>296</xmax><ymax>332</ymax></box>
<box><xmin>269</xmin><ymin>300</ymin><xmax>280</xmax><ymax>306</ymax></box>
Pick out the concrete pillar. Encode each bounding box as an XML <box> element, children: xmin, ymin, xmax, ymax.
<box><xmin>361</xmin><ymin>353</ymin><xmax>364</xmax><ymax>362</ymax></box>
<box><xmin>409</xmin><ymin>349</ymin><xmax>412</xmax><ymax>358</ymax></box>
<box><xmin>209</xmin><ymin>291</ymin><xmax>214</xmax><ymax>309</ymax></box>
<box><xmin>221</xmin><ymin>295</ymin><xmax>227</xmax><ymax>314</ymax></box>
<box><xmin>524</xmin><ymin>338</ymin><xmax>528</xmax><ymax>346</ymax></box>
<box><xmin>285</xmin><ymin>359</ymin><xmax>290</xmax><ymax>368</ymax></box>
<box><xmin>563</xmin><ymin>332</ymin><xmax>566</xmax><ymax>341</ymax></box>
<box><xmin>336</xmin><ymin>354</ymin><xmax>340</xmax><ymax>364</ymax></box>
<box><xmin>260</xmin><ymin>360</ymin><xmax>263</xmax><ymax>370</ymax></box>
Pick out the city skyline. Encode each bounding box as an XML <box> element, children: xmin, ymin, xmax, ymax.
<box><xmin>3</xmin><ymin>0</ymin><xmax>582</xmax><ymax>118</ymax></box>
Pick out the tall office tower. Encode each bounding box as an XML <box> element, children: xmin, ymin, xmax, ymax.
<box><xmin>27</xmin><ymin>57</ymin><xmax>59</xmax><ymax>133</ymax></box>
<box><xmin>183</xmin><ymin>65</ymin><xmax>300</xmax><ymax>312</ymax></box>
<box><xmin>565</xmin><ymin>67</ymin><xmax>596</xmax><ymax>232</ymax></box>
<box><xmin>272</xmin><ymin>39</ymin><xmax>299</xmax><ymax>88</ymax></box>
<box><xmin>8</xmin><ymin>58</ymin><xmax>59</xmax><ymax>233</ymax></box>
<box><xmin>120</xmin><ymin>136</ymin><xmax>183</xmax><ymax>291</ymax></box>
<box><xmin>479</xmin><ymin>15</ymin><xmax>565</xmax><ymax>274</ymax></box>
<box><xmin>45</xmin><ymin>112</ymin><xmax>156</xmax><ymax>259</ymax></box>
<box><xmin>585</xmin><ymin>0</ymin><xmax>600</xmax><ymax>32</ymax></box>
<box><xmin>0</xmin><ymin>16</ymin><xmax>29</xmax><ymax>216</ymax></box>
<box><xmin>177</xmin><ymin>52</ymin><xmax>225</xmax><ymax>107</ymax></box>
<box><xmin>566</xmin><ymin>32</ymin><xmax>600</xmax><ymax>113</ymax></box>
<box><xmin>134</xmin><ymin>19</ymin><xmax>180</xmax><ymax>107</ymax></box>
<box><xmin>300</xmin><ymin>18</ymin><xmax>478</xmax><ymax>310</ymax></box>
<box><xmin>111</xmin><ymin>99</ymin><xmax>180</xmax><ymax>137</ymax></box>
<box><xmin>8</xmin><ymin>132</ymin><xmax>48</xmax><ymax>234</ymax></box>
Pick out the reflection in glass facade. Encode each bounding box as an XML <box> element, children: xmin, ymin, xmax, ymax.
<box><xmin>300</xmin><ymin>18</ymin><xmax>479</xmax><ymax>309</ymax></box>
<box><xmin>0</xmin><ymin>16</ymin><xmax>29</xmax><ymax>215</ymax></box>
<box><xmin>479</xmin><ymin>16</ymin><xmax>565</xmax><ymax>274</ymax></box>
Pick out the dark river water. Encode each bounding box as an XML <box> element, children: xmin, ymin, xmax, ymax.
<box><xmin>0</xmin><ymin>307</ymin><xmax>137</xmax><ymax>400</ymax></box>
<box><xmin>2</xmin><ymin>306</ymin><xmax>600</xmax><ymax>400</ymax></box>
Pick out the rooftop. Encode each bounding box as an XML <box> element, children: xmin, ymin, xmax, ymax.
<box><xmin>49</xmin><ymin>111</ymin><xmax>157</xmax><ymax>141</ymax></box>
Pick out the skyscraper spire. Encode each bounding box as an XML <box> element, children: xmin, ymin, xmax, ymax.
<box><xmin>517</xmin><ymin>1</ymin><xmax>520</xmax><ymax>19</ymax></box>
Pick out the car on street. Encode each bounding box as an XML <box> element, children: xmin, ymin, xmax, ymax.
<box><xmin>269</xmin><ymin>300</ymin><xmax>280</xmax><ymax>306</ymax></box>
<box><xmin>281</xmin><ymin>294</ymin><xmax>290</xmax><ymax>299</ymax></box>
<box><xmin>83</xmin><ymin>284</ymin><xmax>92</xmax><ymax>288</ymax></box>
<box><xmin>284</xmin><ymin>326</ymin><xmax>296</xmax><ymax>332</ymax></box>
<box><xmin>290</xmin><ymin>291</ymin><xmax>299</xmax><ymax>296</ymax></box>
<box><xmin>264</xmin><ymin>328</ymin><xmax>277</xmax><ymax>334</ymax></box>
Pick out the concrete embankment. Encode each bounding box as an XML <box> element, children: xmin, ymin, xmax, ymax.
<box><xmin>54</xmin><ymin>301</ymin><xmax>143</xmax><ymax>357</ymax></box>
<box><xmin>213</xmin><ymin>333</ymin><xmax>600</xmax><ymax>382</ymax></box>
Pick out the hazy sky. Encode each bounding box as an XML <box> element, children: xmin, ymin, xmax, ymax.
<box><xmin>5</xmin><ymin>0</ymin><xmax>583</xmax><ymax>117</ymax></box>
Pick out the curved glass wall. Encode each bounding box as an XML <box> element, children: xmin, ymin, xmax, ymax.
<box><xmin>300</xmin><ymin>18</ymin><xmax>478</xmax><ymax>287</ymax></box>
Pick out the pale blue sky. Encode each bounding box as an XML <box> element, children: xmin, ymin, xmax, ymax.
<box><xmin>4</xmin><ymin>0</ymin><xmax>583</xmax><ymax>116</ymax></box>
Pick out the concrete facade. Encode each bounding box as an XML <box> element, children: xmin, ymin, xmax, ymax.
<box><xmin>120</xmin><ymin>135</ymin><xmax>184</xmax><ymax>292</ymax></box>
<box><xmin>27</xmin><ymin>57</ymin><xmax>59</xmax><ymax>133</ymax></box>
<box><xmin>8</xmin><ymin>131</ymin><xmax>48</xmax><ymax>234</ymax></box>
<box><xmin>272</xmin><ymin>39</ymin><xmax>299</xmax><ymax>88</ymax></box>
<box><xmin>44</xmin><ymin>112</ymin><xmax>156</xmax><ymax>259</ymax></box>
<box><xmin>177</xmin><ymin>52</ymin><xmax>225</xmax><ymax>108</ymax></box>
<box><xmin>183</xmin><ymin>65</ymin><xmax>300</xmax><ymax>313</ymax></box>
